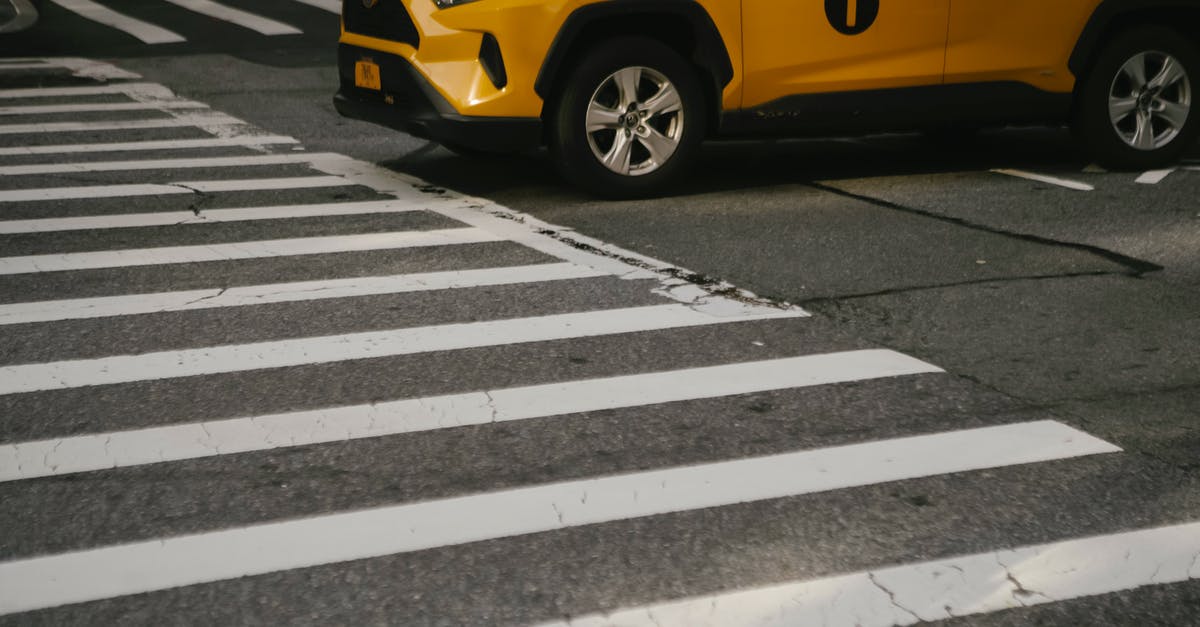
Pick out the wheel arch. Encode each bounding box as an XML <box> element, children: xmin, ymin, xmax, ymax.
<box><xmin>1069</xmin><ymin>0</ymin><xmax>1200</xmax><ymax>81</ymax></box>
<box><xmin>534</xmin><ymin>0</ymin><xmax>733</xmax><ymax>135</ymax></box>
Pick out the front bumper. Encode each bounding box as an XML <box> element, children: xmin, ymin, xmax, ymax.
<box><xmin>334</xmin><ymin>43</ymin><xmax>542</xmax><ymax>152</ymax></box>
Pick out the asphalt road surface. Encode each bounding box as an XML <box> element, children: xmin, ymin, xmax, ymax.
<box><xmin>1</xmin><ymin>3</ymin><xmax>1200</xmax><ymax>625</ymax></box>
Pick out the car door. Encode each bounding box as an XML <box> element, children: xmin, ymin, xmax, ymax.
<box><xmin>944</xmin><ymin>0</ymin><xmax>1100</xmax><ymax>95</ymax></box>
<box><xmin>740</xmin><ymin>0</ymin><xmax>952</xmax><ymax>110</ymax></box>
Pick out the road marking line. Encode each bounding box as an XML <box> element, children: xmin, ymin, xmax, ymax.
<box><xmin>0</xmin><ymin>176</ymin><xmax>354</xmax><ymax>201</ymax></box>
<box><xmin>0</xmin><ymin>135</ymin><xmax>299</xmax><ymax>156</ymax></box>
<box><xmin>0</xmin><ymin>263</ymin><xmax>608</xmax><ymax>326</ymax></box>
<box><xmin>0</xmin><ymin>58</ymin><xmax>142</xmax><ymax>80</ymax></box>
<box><xmin>48</xmin><ymin>0</ymin><xmax>185</xmax><ymax>44</ymax></box>
<box><xmin>0</xmin><ymin>304</ymin><xmax>802</xmax><ymax>395</ymax></box>
<box><xmin>1136</xmin><ymin>169</ymin><xmax>1175</xmax><ymax>184</ymax></box>
<box><xmin>0</xmin><ymin>152</ymin><xmax>345</xmax><ymax>175</ymax></box>
<box><xmin>0</xmin><ymin>198</ymin><xmax>421</xmax><ymax>233</ymax></box>
<box><xmin>0</xmin><ymin>101</ymin><xmax>207</xmax><ymax>115</ymax></box>
<box><xmin>541</xmin><ymin>520</ymin><xmax>1199</xmax><ymax>627</ymax></box>
<box><xmin>163</xmin><ymin>0</ymin><xmax>302</xmax><ymax>35</ymax></box>
<box><xmin>0</xmin><ymin>113</ymin><xmax>242</xmax><ymax>135</ymax></box>
<box><xmin>0</xmin><ymin>82</ymin><xmax>171</xmax><ymax>98</ymax></box>
<box><xmin>0</xmin><ymin>350</ymin><xmax>943</xmax><ymax>480</ymax></box>
<box><xmin>991</xmin><ymin>169</ymin><xmax>1095</xmax><ymax>191</ymax></box>
<box><xmin>0</xmin><ymin>228</ymin><xmax>501</xmax><ymax>277</ymax></box>
<box><xmin>0</xmin><ymin>421</ymin><xmax>1118</xmax><ymax>615</ymax></box>
<box><xmin>288</xmin><ymin>0</ymin><xmax>340</xmax><ymax>13</ymax></box>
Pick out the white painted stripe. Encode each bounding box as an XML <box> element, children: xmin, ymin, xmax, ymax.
<box><xmin>48</xmin><ymin>0</ymin><xmax>185</xmax><ymax>44</ymax></box>
<box><xmin>184</xmin><ymin>176</ymin><xmax>351</xmax><ymax>193</ymax></box>
<box><xmin>0</xmin><ymin>176</ymin><xmax>353</xmax><ymax>201</ymax></box>
<box><xmin>0</xmin><ymin>152</ymin><xmax>343</xmax><ymax>175</ymax></box>
<box><xmin>0</xmin><ymin>62</ymin><xmax>53</xmax><ymax>70</ymax></box>
<box><xmin>0</xmin><ymin>263</ymin><xmax>607</xmax><ymax>326</ymax></box>
<box><xmin>0</xmin><ymin>304</ymin><xmax>802</xmax><ymax>395</ymax></box>
<box><xmin>0</xmin><ymin>350</ymin><xmax>943</xmax><ymax>480</ymax></box>
<box><xmin>1136</xmin><ymin>169</ymin><xmax>1175</xmax><ymax>184</ymax></box>
<box><xmin>0</xmin><ymin>421</ymin><xmax>1118</xmax><ymax>615</ymax></box>
<box><xmin>43</xmin><ymin>57</ymin><xmax>143</xmax><ymax>80</ymax></box>
<box><xmin>0</xmin><ymin>82</ymin><xmax>170</xmax><ymax>98</ymax></box>
<box><xmin>991</xmin><ymin>169</ymin><xmax>1095</xmax><ymax>191</ymax></box>
<box><xmin>0</xmin><ymin>100</ymin><xmax>207</xmax><ymax>115</ymax></box>
<box><xmin>542</xmin><ymin>521</ymin><xmax>1200</xmax><ymax>627</ymax></box>
<box><xmin>0</xmin><ymin>198</ymin><xmax>417</xmax><ymax>234</ymax></box>
<box><xmin>0</xmin><ymin>228</ymin><xmax>500</xmax><ymax>277</ymax></box>
<box><xmin>0</xmin><ymin>113</ymin><xmax>242</xmax><ymax>135</ymax></box>
<box><xmin>163</xmin><ymin>0</ymin><xmax>302</xmax><ymax>35</ymax></box>
<box><xmin>0</xmin><ymin>135</ymin><xmax>299</xmax><ymax>156</ymax></box>
<box><xmin>289</xmin><ymin>0</ymin><xmax>341</xmax><ymax>13</ymax></box>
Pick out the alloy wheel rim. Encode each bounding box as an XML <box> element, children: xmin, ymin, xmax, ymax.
<box><xmin>1108</xmin><ymin>51</ymin><xmax>1192</xmax><ymax>151</ymax></box>
<box><xmin>585</xmin><ymin>66</ymin><xmax>684</xmax><ymax>177</ymax></box>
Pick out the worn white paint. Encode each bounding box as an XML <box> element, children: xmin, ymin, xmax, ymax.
<box><xmin>0</xmin><ymin>135</ymin><xmax>299</xmax><ymax>156</ymax></box>
<box><xmin>0</xmin><ymin>263</ymin><xmax>607</xmax><ymax>325</ymax></box>
<box><xmin>0</xmin><ymin>100</ymin><xmax>207</xmax><ymax>115</ymax></box>
<box><xmin>0</xmin><ymin>152</ymin><xmax>345</xmax><ymax>175</ymax></box>
<box><xmin>991</xmin><ymin>169</ymin><xmax>1095</xmax><ymax>191</ymax></box>
<box><xmin>39</xmin><ymin>57</ymin><xmax>144</xmax><ymax>80</ymax></box>
<box><xmin>0</xmin><ymin>82</ymin><xmax>171</xmax><ymax>98</ymax></box>
<box><xmin>0</xmin><ymin>176</ymin><xmax>353</xmax><ymax>201</ymax></box>
<box><xmin>0</xmin><ymin>113</ymin><xmax>243</xmax><ymax>135</ymax></box>
<box><xmin>163</xmin><ymin>0</ymin><xmax>302</xmax><ymax>35</ymax></box>
<box><xmin>47</xmin><ymin>0</ymin><xmax>185</xmax><ymax>44</ymax></box>
<box><xmin>0</xmin><ymin>228</ymin><xmax>502</xmax><ymax>276</ymax></box>
<box><xmin>541</xmin><ymin>520</ymin><xmax>1200</xmax><ymax>627</ymax></box>
<box><xmin>0</xmin><ymin>421</ymin><xmax>1119</xmax><ymax>616</ymax></box>
<box><xmin>0</xmin><ymin>304</ymin><xmax>802</xmax><ymax>395</ymax></box>
<box><xmin>0</xmin><ymin>198</ymin><xmax>422</xmax><ymax>234</ymax></box>
<box><xmin>1136</xmin><ymin>169</ymin><xmax>1175</xmax><ymax>184</ymax></box>
<box><xmin>0</xmin><ymin>350</ymin><xmax>943</xmax><ymax>480</ymax></box>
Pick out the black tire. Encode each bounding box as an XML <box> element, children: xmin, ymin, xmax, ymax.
<box><xmin>1072</xmin><ymin>25</ymin><xmax>1199</xmax><ymax>170</ymax></box>
<box><xmin>549</xmin><ymin>37</ymin><xmax>707</xmax><ymax>198</ymax></box>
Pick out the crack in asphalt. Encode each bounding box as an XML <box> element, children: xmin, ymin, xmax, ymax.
<box><xmin>867</xmin><ymin>572</ymin><xmax>922</xmax><ymax>622</ymax></box>
<box><xmin>808</xmin><ymin>181</ymin><xmax>1164</xmax><ymax>276</ymax></box>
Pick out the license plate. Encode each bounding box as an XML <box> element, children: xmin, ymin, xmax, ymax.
<box><xmin>355</xmin><ymin>59</ymin><xmax>381</xmax><ymax>90</ymax></box>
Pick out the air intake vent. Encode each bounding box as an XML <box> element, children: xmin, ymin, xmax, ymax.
<box><xmin>342</xmin><ymin>0</ymin><xmax>420</xmax><ymax>48</ymax></box>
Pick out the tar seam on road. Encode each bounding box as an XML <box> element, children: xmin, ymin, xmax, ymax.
<box><xmin>807</xmin><ymin>181</ymin><xmax>1164</xmax><ymax>275</ymax></box>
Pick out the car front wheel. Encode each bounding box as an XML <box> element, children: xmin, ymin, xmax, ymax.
<box><xmin>1073</xmin><ymin>25</ymin><xmax>1199</xmax><ymax>170</ymax></box>
<box><xmin>549</xmin><ymin>37</ymin><xmax>706</xmax><ymax>198</ymax></box>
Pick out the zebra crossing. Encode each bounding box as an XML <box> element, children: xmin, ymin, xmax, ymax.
<box><xmin>0</xmin><ymin>57</ymin><xmax>1197</xmax><ymax>624</ymax></box>
<box><xmin>42</xmin><ymin>0</ymin><xmax>335</xmax><ymax>45</ymax></box>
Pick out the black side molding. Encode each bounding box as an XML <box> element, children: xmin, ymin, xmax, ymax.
<box><xmin>533</xmin><ymin>0</ymin><xmax>734</xmax><ymax>100</ymax></box>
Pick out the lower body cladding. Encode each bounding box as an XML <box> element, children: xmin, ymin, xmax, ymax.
<box><xmin>333</xmin><ymin>43</ymin><xmax>543</xmax><ymax>153</ymax></box>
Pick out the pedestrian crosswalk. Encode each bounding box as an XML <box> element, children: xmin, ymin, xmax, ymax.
<box><xmin>45</xmin><ymin>0</ymin><xmax>333</xmax><ymax>45</ymax></box>
<box><xmin>0</xmin><ymin>57</ymin><xmax>1197</xmax><ymax>624</ymax></box>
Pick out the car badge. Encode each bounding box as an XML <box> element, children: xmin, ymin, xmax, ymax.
<box><xmin>363</xmin><ymin>0</ymin><xmax>379</xmax><ymax>8</ymax></box>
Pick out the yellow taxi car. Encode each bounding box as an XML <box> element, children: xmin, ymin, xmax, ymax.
<box><xmin>334</xmin><ymin>0</ymin><xmax>1199</xmax><ymax>197</ymax></box>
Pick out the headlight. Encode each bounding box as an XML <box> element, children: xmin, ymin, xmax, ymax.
<box><xmin>433</xmin><ymin>0</ymin><xmax>483</xmax><ymax>8</ymax></box>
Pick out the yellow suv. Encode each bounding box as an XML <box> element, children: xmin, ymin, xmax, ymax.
<box><xmin>334</xmin><ymin>0</ymin><xmax>1199</xmax><ymax>197</ymax></box>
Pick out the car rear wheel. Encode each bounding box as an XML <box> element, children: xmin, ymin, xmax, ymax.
<box><xmin>549</xmin><ymin>37</ymin><xmax>706</xmax><ymax>198</ymax></box>
<box><xmin>1073</xmin><ymin>25</ymin><xmax>1198</xmax><ymax>170</ymax></box>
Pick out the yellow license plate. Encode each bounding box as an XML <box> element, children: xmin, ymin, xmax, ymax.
<box><xmin>355</xmin><ymin>59</ymin><xmax>381</xmax><ymax>90</ymax></box>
